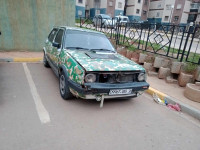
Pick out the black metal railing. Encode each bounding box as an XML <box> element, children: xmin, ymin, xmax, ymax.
<box><xmin>78</xmin><ymin>17</ymin><xmax>200</xmax><ymax>64</ymax></box>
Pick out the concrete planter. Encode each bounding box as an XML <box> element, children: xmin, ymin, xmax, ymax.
<box><xmin>166</xmin><ymin>76</ymin><xmax>178</xmax><ymax>84</ymax></box>
<box><xmin>153</xmin><ymin>57</ymin><xmax>164</xmax><ymax>68</ymax></box>
<box><xmin>195</xmin><ymin>66</ymin><xmax>200</xmax><ymax>81</ymax></box>
<box><xmin>171</xmin><ymin>62</ymin><xmax>183</xmax><ymax>74</ymax></box>
<box><xmin>162</xmin><ymin>59</ymin><xmax>170</xmax><ymax>68</ymax></box>
<box><xmin>184</xmin><ymin>83</ymin><xmax>200</xmax><ymax>102</ymax></box>
<box><xmin>178</xmin><ymin>72</ymin><xmax>194</xmax><ymax>87</ymax></box>
<box><xmin>120</xmin><ymin>49</ymin><xmax>127</xmax><ymax>57</ymax></box>
<box><xmin>126</xmin><ymin>51</ymin><xmax>133</xmax><ymax>59</ymax></box>
<box><xmin>117</xmin><ymin>47</ymin><xmax>126</xmax><ymax>56</ymax></box>
<box><xmin>158</xmin><ymin>67</ymin><xmax>171</xmax><ymax>79</ymax></box>
<box><xmin>144</xmin><ymin>62</ymin><xmax>153</xmax><ymax>72</ymax></box>
<box><xmin>139</xmin><ymin>53</ymin><xmax>147</xmax><ymax>63</ymax></box>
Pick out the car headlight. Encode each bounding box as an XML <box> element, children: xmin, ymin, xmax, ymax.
<box><xmin>85</xmin><ymin>74</ymin><xmax>96</xmax><ymax>83</ymax></box>
<box><xmin>138</xmin><ymin>73</ymin><xmax>145</xmax><ymax>81</ymax></box>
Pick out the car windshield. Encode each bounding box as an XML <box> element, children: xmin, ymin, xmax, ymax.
<box><xmin>101</xmin><ymin>14</ymin><xmax>111</xmax><ymax>19</ymax></box>
<box><xmin>65</xmin><ymin>30</ymin><xmax>115</xmax><ymax>51</ymax></box>
<box><xmin>122</xmin><ymin>18</ymin><xmax>128</xmax><ymax>21</ymax></box>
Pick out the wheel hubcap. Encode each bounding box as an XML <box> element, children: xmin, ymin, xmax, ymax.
<box><xmin>60</xmin><ymin>75</ymin><xmax>65</xmax><ymax>95</ymax></box>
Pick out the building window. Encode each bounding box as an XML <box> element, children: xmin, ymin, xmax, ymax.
<box><xmin>78</xmin><ymin>0</ymin><xmax>83</xmax><ymax>4</ymax></box>
<box><xmin>94</xmin><ymin>0</ymin><xmax>100</xmax><ymax>8</ymax></box>
<box><xmin>136</xmin><ymin>9</ymin><xmax>140</xmax><ymax>14</ymax></box>
<box><xmin>157</xmin><ymin>4</ymin><xmax>161</xmax><ymax>8</ymax></box>
<box><xmin>174</xmin><ymin>16</ymin><xmax>179</xmax><ymax>21</ymax></box>
<box><xmin>176</xmin><ymin>4</ymin><xmax>182</xmax><ymax>9</ymax></box>
<box><xmin>156</xmin><ymin>12</ymin><xmax>160</xmax><ymax>17</ymax></box>
<box><xmin>143</xmin><ymin>10</ymin><xmax>147</xmax><ymax>14</ymax></box>
<box><xmin>118</xmin><ymin>2</ymin><xmax>122</xmax><ymax>8</ymax></box>
<box><xmin>144</xmin><ymin>0</ymin><xmax>148</xmax><ymax>5</ymax></box>
<box><xmin>164</xmin><ymin>16</ymin><xmax>169</xmax><ymax>21</ymax></box>
<box><xmin>166</xmin><ymin>4</ymin><xmax>171</xmax><ymax>10</ymax></box>
<box><xmin>138</xmin><ymin>0</ymin><xmax>141</xmax><ymax>3</ymax></box>
<box><xmin>109</xmin><ymin>1</ymin><xmax>113</xmax><ymax>7</ymax></box>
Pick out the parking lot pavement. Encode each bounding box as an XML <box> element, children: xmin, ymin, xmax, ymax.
<box><xmin>0</xmin><ymin>62</ymin><xmax>200</xmax><ymax>150</ymax></box>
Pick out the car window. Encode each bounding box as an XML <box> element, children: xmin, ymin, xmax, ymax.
<box><xmin>64</xmin><ymin>30</ymin><xmax>115</xmax><ymax>51</ymax></box>
<box><xmin>48</xmin><ymin>28</ymin><xmax>58</xmax><ymax>42</ymax></box>
<box><xmin>54</xmin><ymin>29</ymin><xmax>64</xmax><ymax>47</ymax></box>
<box><xmin>101</xmin><ymin>14</ymin><xmax>111</xmax><ymax>19</ymax></box>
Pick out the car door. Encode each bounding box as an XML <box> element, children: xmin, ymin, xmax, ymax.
<box><xmin>45</xmin><ymin>28</ymin><xmax>58</xmax><ymax>61</ymax></box>
<box><xmin>51</xmin><ymin>28</ymin><xmax>65</xmax><ymax>70</ymax></box>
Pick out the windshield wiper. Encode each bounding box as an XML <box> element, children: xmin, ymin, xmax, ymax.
<box><xmin>66</xmin><ymin>47</ymin><xmax>89</xmax><ymax>50</ymax></box>
<box><xmin>90</xmin><ymin>48</ymin><xmax>115</xmax><ymax>53</ymax></box>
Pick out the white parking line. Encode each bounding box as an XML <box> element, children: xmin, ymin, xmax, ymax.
<box><xmin>23</xmin><ymin>63</ymin><xmax>50</xmax><ymax>124</ymax></box>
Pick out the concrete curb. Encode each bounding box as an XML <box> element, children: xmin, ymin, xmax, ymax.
<box><xmin>0</xmin><ymin>57</ymin><xmax>42</xmax><ymax>62</ymax></box>
<box><xmin>146</xmin><ymin>87</ymin><xmax>200</xmax><ymax>121</ymax></box>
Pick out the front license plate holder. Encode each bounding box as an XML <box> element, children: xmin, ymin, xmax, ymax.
<box><xmin>109</xmin><ymin>89</ymin><xmax>132</xmax><ymax>95</ymax></box>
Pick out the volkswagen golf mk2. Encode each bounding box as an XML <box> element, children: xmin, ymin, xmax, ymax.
<box><xmin>43</xmin><ymin>26</ymin><xmax>149</xmax><ymax>107</ymax></box>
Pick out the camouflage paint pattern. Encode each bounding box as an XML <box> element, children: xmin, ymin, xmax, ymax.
<box><xmin>59</xmin><ymin>50</ymin><xmax>85</xmax><ymax>85</ymax></box>
<box><xmin>66</xmin><ymin>50</ymin><xmax>145</xmax><ymax>72</ymax></box>
<box><xmin>69</xmin><ymin>88</ymin><xmax>86</xmax><ymax>99</ymax></box>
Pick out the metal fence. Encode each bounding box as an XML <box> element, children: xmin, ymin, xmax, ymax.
<box><xmin>79</xmin><ymin>17</ymin><xmax>200</xmax><ymax>65</ymax></box>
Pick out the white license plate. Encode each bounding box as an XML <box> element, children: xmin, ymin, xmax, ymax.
<box><xmin>109</xmin><ymin>89</ymin><xmax>132</xmax><ymax>95</ymax></box>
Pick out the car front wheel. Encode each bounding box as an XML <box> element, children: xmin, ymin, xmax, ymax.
<box><xmin>59</xmin><ymin>72</ymin><xmax>72</xmax><ymax>100</ymax></box>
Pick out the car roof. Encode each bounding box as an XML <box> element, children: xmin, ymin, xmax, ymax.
<box><xmin>115</xmin><ymin>16</ymin><xmax>129</xmax><ymax>18</ymax></box>
<box><xmin>53</xmin><ymin>26</ymin><xmax>104</xmax><ymax>35</ymax></box>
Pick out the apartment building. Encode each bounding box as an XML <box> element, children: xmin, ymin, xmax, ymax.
<box><xmin>148</xmin><ymin>0</ymin><xmax>200</xmax><ymax>25</ymax></box>
<box><xmin>125</xmin><ymin>0</ymin><xmax>149</xmax><ymax>21</ymax></box>
<box><xmin>76</xmin><ymin>0</ymin><xmax>125</xmax><ymax>18</ymax></box>
<box><xmin>76</xmin><ymin>0</ymin><xmax>200</xmax><ymax>25</ymax></box>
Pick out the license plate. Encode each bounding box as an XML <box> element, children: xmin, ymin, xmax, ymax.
<box><xmin>109</xmin><ymin>89</ymin><xmax>132</xmax><ymax>95</ymax></box>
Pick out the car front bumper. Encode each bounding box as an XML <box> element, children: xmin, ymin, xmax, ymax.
<box><xmin>68</xmin><ymin>80</ymin><xmax>149</xmax><ymax>99</ymax></box>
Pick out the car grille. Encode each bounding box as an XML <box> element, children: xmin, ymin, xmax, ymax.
<box><xmin>96</xmin><ymin>72</ymin><xmax>139</xmax><ymax>83</ymax></box>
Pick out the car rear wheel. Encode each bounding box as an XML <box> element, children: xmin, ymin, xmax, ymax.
<box><xmin>43</xmin><ymin>52</ymin><xmax>50</xmax><ymax>68</ymax></box>
<box><xmin>59</xmin><ymin>72</ymin><xmax>72</xmax><ymax>100</ymax></box>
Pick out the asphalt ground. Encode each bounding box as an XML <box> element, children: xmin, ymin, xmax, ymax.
<box><xmin>0</xmin><ymin>62</ymin><xmax>200</xmax><ymax>150</ymax></box>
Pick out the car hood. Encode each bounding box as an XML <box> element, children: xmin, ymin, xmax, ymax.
<box><xmin>66</xmin><ymin>50</ymin><xmax>144</xmax><ymax>72</ymax></box>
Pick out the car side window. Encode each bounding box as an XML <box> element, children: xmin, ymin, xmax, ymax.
<box><xmin>48</xmin><ymin>28</ymin><xmax>58</xmax><ymax>42</ymax></box>
<box><xmin>54</xmin><ymin>29</ymin><xmax>64</xmax><ymax>48</ymax></box>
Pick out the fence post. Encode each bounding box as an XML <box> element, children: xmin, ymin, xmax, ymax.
<box><xmin>138</xmin><ymin>23</ymin><xmax>143</xmax><ymax>49</ymax></box>
<box><xmin>167</xmin><ymin>25</ymin><xmax>175</xmax><ymax>56</ymax></box>
<box><xmin>180</xmin><ymin>24</ymin><xmax>193</xmax><ymax>62</ymax></box>
<box><xmin>185</xmin><ymin>26</ymin><xmax>196</xmax><ymax>62</ymax></box>
<box><xmin>145</xmin><ymin>24</ymin><xmax>151</xmax><ymax>51</ymax></box>
<box><xmin>80</xmin><ymin>17</ymin><xmax>82</xmax><ymax>28</ymax></box>
<box><xmin>123</xmin><ymin>23</ymin><xmax>127</xmax><ymax>44</ymax></box>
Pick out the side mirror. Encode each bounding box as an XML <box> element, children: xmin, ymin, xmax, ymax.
<box><xmin>52</xmin><ymin>42</ymin><xmax>60</xmax><ymax>48</ymax></box>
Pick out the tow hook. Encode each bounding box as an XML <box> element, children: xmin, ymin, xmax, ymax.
<box><xmin>96</xmin><ymin>95</ymin><xmax>105</xmax><ymax>108</ymax></box>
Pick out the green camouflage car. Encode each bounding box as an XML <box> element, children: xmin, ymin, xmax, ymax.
<box><xmin>43</xmin><ymin>26</ymin><xmax>149</xmax><ymax>106</ymax></box>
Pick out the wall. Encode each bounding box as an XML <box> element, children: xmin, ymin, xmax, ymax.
<box><xmin>148</xmin><ymin>0</ymin><xmax>164</xmax><ymax>23</ymax></box>
<box><xmin>180</xmin><ymin>0</ymin><xmax>190</xmax><ymax>24</ymax></box>
<box><xmin>126</xmin><ymin>0</ymin><xmax>143</xmax><ymax>21</ymax></box>
<box><xmin>141</xmin><ymin>0</ymin><xmax>150</xmax><ymax>20</ymax></box>
<box><xmin>0</xmin><ymin>0</ymin><xmax>75</xmax><ymax>51</ymax></box>
<box><xmin>76</xmin><ymin>0</ymin><xmax>86</xmax><ymax>18</ymax></box>
<box><xmin>161</xmin><ymin>0</ymin><xmax>175</xmax><ymax>24</ymax></box>
<box><xmin>107</xmin><ymin>0</ymin><xmax>115</xmax><ymax>17</ymax></box>
<box><xmin>114</xmin><ymin>0</ymin><xmax>125</xmax><ymax>16</ymax></box>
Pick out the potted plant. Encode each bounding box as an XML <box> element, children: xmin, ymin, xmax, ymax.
<box><xmin>178</xmin><ymin>62</ymin><xmax>197</xmax><ymax>87</ymax></box>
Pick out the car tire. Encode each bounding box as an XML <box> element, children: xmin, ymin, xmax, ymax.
<box><xmin>59</xmin><ymin>72</ymin><xmax>73</xmax><ymax>100</ymax></box>
<box><xmin>43</xmin><ymin>52</ymin><xmax>50</xmax><ymax>68</ymax></box>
